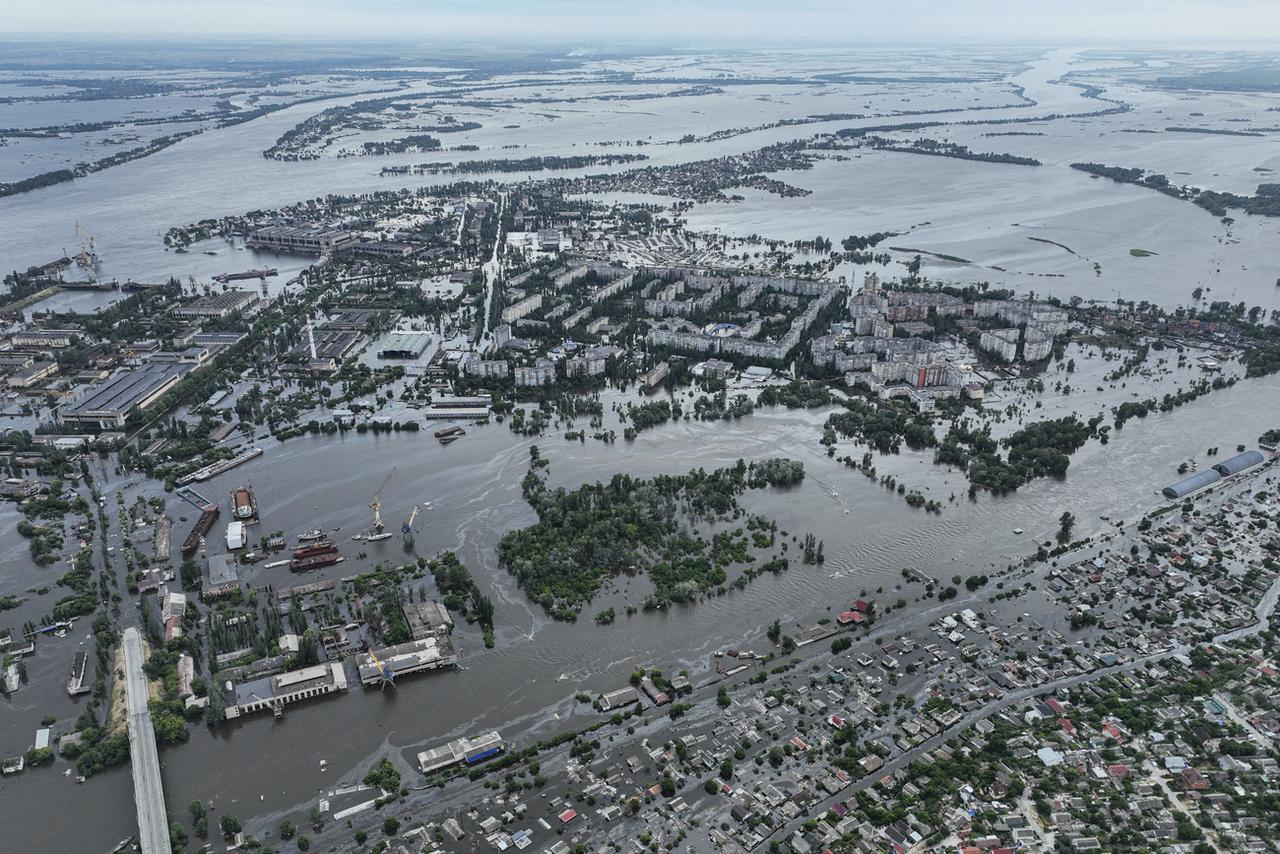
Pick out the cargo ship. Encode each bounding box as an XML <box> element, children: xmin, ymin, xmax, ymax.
<box><xmin>230</xmin><ymin>486</ymin><xmax>259</xmax><ymax>524</ymax></box>
<box><xmin>290</xmin><ymin>552</ymin><xmax>343</xmax><ymax>572</ymax></box>
<box><xmin>213</xmin><ymin>268</ymin><xmax>277</xmax><ymax>283</ymax></box>
<box><xmin>293</xmin><ymin>541</ymin><xmax>337</xmax><ymax>559</ymax></box>
<box><xmin>180</xmin><ymin>505</ymin><xmax>221</xmax><ymax>557</ymax></box>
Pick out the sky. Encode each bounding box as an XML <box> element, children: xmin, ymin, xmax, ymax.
<box><xmin>3</xmin><ymin>0</ymin><xmax>1280</xmax><ymax>45</ymax></box>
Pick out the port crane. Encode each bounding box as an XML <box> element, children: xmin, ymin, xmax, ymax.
<box><xmin>366</xmin><ymin>646</ymin><xmax>395</xmax><ymax>689</ymax></box>
<box><xmin>402</xmin><ymin>504</ymin><xmax>420</xmax><ymax>548</ymax></box>
<box><xmin>369</xmin><ymin>467</ymin><xmax>396</xmax><ymax>534</ymax></box>
<box><xmin>73</xmin><ymin>221</ymin><xmax>100</xmax><ymax>280</ymax></box>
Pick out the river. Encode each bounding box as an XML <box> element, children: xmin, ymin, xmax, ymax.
<box><xmin>1</xmin><ymin>46</ymin><xmax>1280</xmax><ymax>849</ymax></box>
<box><xmin>1</xmin><ymin>360</ymin><xmax>1277</xmax><ymax>851</ymax></box>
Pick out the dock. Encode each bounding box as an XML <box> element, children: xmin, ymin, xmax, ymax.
<box><xmin>152</xmin><ymin>515</ymin><xmax>171</xmax><ymax>564</ymax></box>
<box><xmin>67</xmin><ymin>650</ymin><xmax>91</xmax><ymax>696</ymax></box>
<box><xmin>122</xmin><ymin>628</ymin><xmax>173</xmax><ymax>854</ymax></box>
<box><xmin>175</xmin><ymin>486</ymin><xmax>214</xmax><ymax>511</ymax></box>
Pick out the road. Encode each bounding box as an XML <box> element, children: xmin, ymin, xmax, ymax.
<box><xmin>478</xmin><ymin>192</ymin><xmax>507</xmax><ymax>345</ymax></box>
<box><xmin>763</xmin><ymin>573</ymin><xmax>1280</xmax><ymax>847</ymax></box>
<box><xmin>122</xmin><ymin>627</ymin><xmax>173</xmax><ymax>854</ymax></box>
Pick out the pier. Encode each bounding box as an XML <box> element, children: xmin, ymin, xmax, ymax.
<box><xmin>122</xmin><ymin>627</ymin><xmax>173</xmax><ymax>854</ymax></box>
<box><xmin>175</xmin><ymin>486</ymin><xmax>214</xmax><ymax>511</ymax></box>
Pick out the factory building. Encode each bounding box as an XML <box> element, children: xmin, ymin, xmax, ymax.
<box><xmin>417</xmin><ymin>732</ymin><xmax>504</xmax><ymax>774</ymax></box>
<box><xmin>377</xmin><ymin>331</ymin><xmax>432</xmax><ymax>360</ymax></box>
<box><xmin>56</xmin><ymin>364</ymin><xmax>187</xmax><ymax>430</ymax></box>
<box><xmin>223</xmin><ymin>662</ymin><xmax>348</xmax><ymax>719</ymax></box>
<box><xmin>356</xmin><ymin>636</ymin><xmax>458</xmax><ymax>686</ymax></box>
<box><xmin>1164</xmin><ymin>449</ymin><xmax>1268</xmax><ymax>498</ymax></box>
<box><xmin>171</xmin><ymin>291</ymin><xmax>258</xmax><ymax>320</ymax></box>
<box><xmin>247</xmin><ymin>225</ymin><xmax>358</xmax><ymax>256</ymax></box>
<box><xmin>9</xmin><ymin>329</ymin><xmax>81</xmax><ymax>349</ymax></box>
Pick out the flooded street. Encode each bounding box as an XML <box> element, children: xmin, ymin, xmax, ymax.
<box><xmin>1</xmin><ymin>361</ymin><xmax>1277</xmax><ymax>850</ymax></box>
<box><xmin>1</xmin><ymin>41</ymin><xmax>1280</xmax><ymax>851</ymax></box>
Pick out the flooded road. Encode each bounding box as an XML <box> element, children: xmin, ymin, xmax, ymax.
<box><xmin>1</xmin><ymin>364</ymin><xmax>1277</xmax><ymax>851</ymax></box>
<box><xmin>2</xmin><ymin>45</ymin><xmax>1280</xmax><ymax>850</ymax></box>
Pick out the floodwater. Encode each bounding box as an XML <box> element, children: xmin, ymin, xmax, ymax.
<box><xmin>3</xmin><ymin>47</ymin><xmax>1278</xmax><ymax>313</ymax></box>
<box><xmin>1</xmin><ymin>363</ymin><xmax>1277</xmax><ymax>851</ymax></box>
<box><xmin>2</xmin><ymin>45</ymin><xmax>1280</xmax><ymax>849</ymax></box>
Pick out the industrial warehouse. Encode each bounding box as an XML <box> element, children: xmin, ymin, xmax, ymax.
<box><xmin>55</xmin><ymin>363</ymin><xmax>188</xmax><ymax>429</ymax></box>
<box><xmin>1160</xmin><ymin>450</ymin><xmax>1269</xmax><ymax>498</ymax></box>
<box><xmin>416</xmin><ymin>732</ymin><xmax>504</xmax><ymax>774</ymax></box>
<box><xmin>222</xmin><ymin>661</ymin><xmax>349</xmax><ymax>720</ymax></box>
<box><xmin>355</xmin><ymin>635</ymin><xmax>458</xmax><ymax>687</ymax></box>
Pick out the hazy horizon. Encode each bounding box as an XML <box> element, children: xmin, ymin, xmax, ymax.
<box><xmin>3</xmin><ymin>0</ymin><xmax>1280</xmax><ymax>46</ymax></box>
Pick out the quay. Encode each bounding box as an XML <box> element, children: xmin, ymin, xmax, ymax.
<box><xmin>122</xmin><ymin>628</ymin><xmax>173</xmax><ymax>854</ymax></box>
<box><xmin>175</xmin><ymin>486</ymin><xmax>215</xmax><ymax>511</ymax></box>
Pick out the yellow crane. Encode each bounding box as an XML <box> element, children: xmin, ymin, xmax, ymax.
<box><xmin>369</xmin><ymin>467</ymin><xmax>396</xmax><ymax>533</ymax></box>
<box><xmin>366</xmin><ymin>645</ymin><xmax>395</xmax><ymax>688</ymax></box>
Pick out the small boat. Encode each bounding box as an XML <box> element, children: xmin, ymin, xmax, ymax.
<box><xmin>352</xmin><ymin>532</ymin><xmax>394</xmax><ymax>542</ymax></box>
<box><xmin>1012</xmin><ymin>528</ymin><xmax>1023</xmax><ymax>535</ymax></box>
<box><xmin>297</xmin><ymin>529</ymin><xmax>327</xmax><ymax>542</ymax></box>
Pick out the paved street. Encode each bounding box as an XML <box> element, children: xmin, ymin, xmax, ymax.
<box><xmin>123</xmin><ymin>627</ymin><xmax>173</xmax><ymax>854</ymax></box>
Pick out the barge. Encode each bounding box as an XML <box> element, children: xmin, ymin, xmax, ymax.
<box><xmin>213</xmin><ymin>268</ymin><xmax>277</xmax><ymax>283</ymax></box>
<box><xmin>175</xmin><ymin>447</ymin><xmax>263</xmax><ymax>486</ymax></box>
<box><xmin>180</xmin><ymin>505</ymin><xmax>221</xmax><ymax>557</ymax></box>
<box><xmin>231</xmin><ymin>485</ymin><xmax>259</xmax><ymax>524</ymax></box>
<box><xmin>291</xmin><ymin>552</ymin><xmax>343</xmax><ymax>572</ymax></box>
<box><xmin>293</xmin><ymin>541</ymin><xmax>337</xmax><ymax>559</ymax></box>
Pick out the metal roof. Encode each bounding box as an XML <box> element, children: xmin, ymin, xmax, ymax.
<box><xmin>1162</xmin><ymin>469</ymin><xmax>1222</xmax><ymax>499</ymax></box>
<box><xmin>1212</xmin><ymin>450</ymin><xmax>1265</xmax><ymax>477</ymax></box>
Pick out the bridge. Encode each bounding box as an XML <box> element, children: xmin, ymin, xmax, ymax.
<box><xmin>122</xmin><ymin>627</ymin><xmax>173</xmax><ymax>854</ymax></box>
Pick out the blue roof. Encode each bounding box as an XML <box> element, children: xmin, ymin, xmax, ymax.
<box><xmin>1162</xmin><ymin>469</ymin><xmax>1222</xmax><ymax>499</ymax></box>
<box><xmin>1212</xmin><ymin>450</ymin><xmax>1264</xmax><ymax>477</ymax></box>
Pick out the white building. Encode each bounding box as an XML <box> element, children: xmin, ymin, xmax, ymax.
<box><xmin>514</xmin><ymin>359</ymin><xmax>556</xmax><ymax>386</ymax></box>
<box><xmin>978</xmin><ymin>328</ymin><xmax>1020</xmax><ymax>362</ymax></box>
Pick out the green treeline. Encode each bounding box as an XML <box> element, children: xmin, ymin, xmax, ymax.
<box><xmin>939</xmin><ymin>415</ymin><xmax>1095</xmax><ymax>494</ymax></box>
<box><xmin>498</xmin><ymin>455</ymin><xmax>804</xmax><ymax>619</ymax></box>
<box><xmin>1073</xmin><ymin>161</ymin><xmax>1280</xmax><ymax>218</ymax></box>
